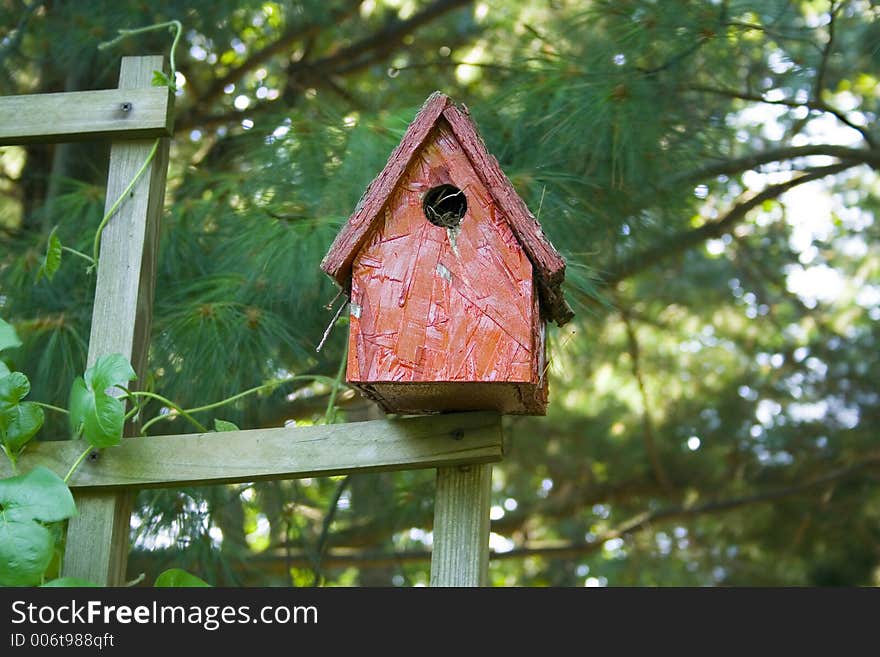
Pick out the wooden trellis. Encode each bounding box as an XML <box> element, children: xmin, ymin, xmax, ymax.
<box><xmin>0</xmin><ymin>56</ymin><xmax>502</xmax><ymax>587</ymax></box>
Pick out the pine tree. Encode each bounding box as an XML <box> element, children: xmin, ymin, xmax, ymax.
<box><xmin>1</xmin><ymin>0</ymin><xmax>878</xmax><ymax>585</ymax></box>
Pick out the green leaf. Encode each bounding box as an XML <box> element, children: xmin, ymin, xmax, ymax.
<box><xmin>214</xmin><ymin>418</ymin><xmax>239</xmax><ymax>432</ymax></box>
<box><xmin>0</xmin><ymin>362</ymin><xmax>9</xmax><ymax>377</ymax></box>
<box><xmin>0</xmin><ymin>319</ymin><xmax>21</xmax><ymax>353</ymax></box>
<box><xmin>42</xmin><ymin>577</ymin><xmax>100</xmax><ymax>587</ymax></box>
<box><xmin>69</xmin><ymin>378</ymin><xmax>122</xmax><ymax>447</ymax></box>
<box><xmin>152</xmin><ymin>70</ymin><xmax>173</xmax><ymax>88</ymax></box>
<box><xmin>154</xmin><ymin>568</ymin><xmax>211</xmax><ymax>587</ymax></box>
<box><xmin>0</xmin><ymin>402</ymin><xmax>44</xmax><ymax>453</ymax></box>
<box><xmin>68</xmin><ymin>354</ymin><xmax>136</xmax><ymax>448</ymax></box>
<box><xmin>0</xmin><ymin>519</ymin><xmax>53</xmax><ymax>586</ymax></box>
<box><xmin>36</xmin><ymin>226</ymin><xmax>62</xmax><ymax>283</ymax></box>
<box><xmin>0</xmin><ymin>371</ymin><xmax>29</xmax><ymax>404</ymax></box>
<box><xmin>68</xmin><ymin>377</ymin><xmax>89</xmax><ymax>437</ymax></box>
<box><xmin>88</xmin><ymin>353</ymin><xmax>137</xmax><ymax>394</ymax></box>
<box><xmin>0</xmin><ymin>372</ymin><xmax>43</xmax><ymax>452</ymax></box>
<box><xmin>0</xmin><ymin>467</ymin><xmax>72</xmax><ymax>587</ymax></box>
<box><xmin>0</xmin><ymin>466</ymin><xmax>77</xmax><ymax>524</ymax></box>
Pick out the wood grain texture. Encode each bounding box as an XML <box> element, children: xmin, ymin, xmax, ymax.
<box><xmin>348</xmin><ymin>121</ymin><xmax>538</xmax><ymax>385</ymax></box>
<box><xmin>319</xmin><ymin>91</ymin><xmax>572</xmax><ymax>326</ymax></box>
<box><xmin>430</xmin><ymin>464</ymin><xmax>492</xmax><ymax>587</ymax></box>
<box><xmin>442</xmin><ymin>105</ymin><xmax>573</xmax><ymax>326</ymax></box>
<box><xmin>0</xmin><ymin>413</ymin><xmax>503</xmax><ymax>488</ymax></box>
<box><xmin>62</xmin><ymin>56</ymin><xmax>172</xmax><ymax>586</ymax></box>
<box><xmin>354</xmin><ymin>381</ymin><xmax>547</xmax><ymax>415</ymax></box>
<box><xmin>0</xmin><ymin>86</ymin><xmax>173</xmax><ymax>145</ymax></box>
<box><xmin>320</xmin><ymin>92</ymin><xmax>451</xmax><ymax>284</ymax></box>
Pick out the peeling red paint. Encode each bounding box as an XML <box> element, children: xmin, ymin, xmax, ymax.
<box><xmin>321</xmin><ymin>92</ymin><xmax>573</xmax><ymax>327</ymax></box>
<box><xmin>349</xmin><ymin>120</ymin><xmax>539</xmax><ymax>395</ymax></box>
<box><xmin>321</xmin><ymin>92</ymin><xmax>571</xmax><ymax>414</ymax></box>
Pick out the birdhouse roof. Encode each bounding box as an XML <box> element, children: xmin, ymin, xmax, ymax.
<box><xmin>320</xmin><ymin>92</ymin><xmax>573</xmax><ymax>326</ymax></box>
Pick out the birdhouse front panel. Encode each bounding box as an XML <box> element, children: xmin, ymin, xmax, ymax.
<box><xmin>348</xmin><ymin>121</ymin><xmax>539</xmax><ymax>381</ymax></box>
<box><xmin>347</xmin><ymin>121</ymin><xmax>547</xmax><ymax>414</ymax></box>
<box><xmin>321</xmin><ymin>92</ymin><xmax>573</xmax><ymax>416</ymax></box>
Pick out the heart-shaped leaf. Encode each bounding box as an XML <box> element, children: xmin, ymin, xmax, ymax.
<box><xmin>0</xmin><ymin>467</ymin><xmax>78</xmax><ymax>586</ymax></box>
<box><xmin>0</xmin><ymin>466</ymin><xmax>77</xmax><ymax>524</ymax></box>
<box><xmin>0</xmin><ymin>373</ymin><xmax>27</xmax><ymax>410</ymax></box>
<box><xmin>0</xmin><ymin>519</ymin><xmax>53</xmax><ymax>586</ymax></box>
<box><xmin>69</xmin><ymin>378</ymin><xmax>123</xmax><ymax>447</ymax></box>
<box><xmin>0</xmin><ymin>371</ymin><xmax>29</xmax><ymax>405</ymax></box>
<box><xmin>0</xmin><ymin>402</ymin><xmax>44</xmax><ymax>453</ymax></box>
<box><xmin>69</xmin><ymin>354</ymin><xmax>136</xmax><ymax>448</ymax></box>
<box><xmin>0</xmin><ymin>372</ymin><xmax>43</xmax><ymax>453</ymax></box>
<box><xmin>214</xmin><ymin>418</ymin><xmax>239</xmax><ymax>432</ymax></box>
<box><xmin>36</xmin><ymin>226</ymin><xmax>62</xmax><ymax>283</ymax></box>
<box><xmin>155</xmin><ymin>568</ymin><xmax>211</xmax><ymax>587</ymax></box>
<box><xmin>88</xmin><ymin>353</ymin><xmax>137</xmax><ymax>393</ymax></box>
<box><xmin>0</xmin><ymin>319</ymin><xmax>21</xmax><ymax>353</ymax></box>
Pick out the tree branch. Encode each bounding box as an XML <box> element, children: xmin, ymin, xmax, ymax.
<box><xmin>605</xmin><ymin>162</ymin><xmax>856</xmax><ymax>286</ymax></box>
<box><xmin>311</xmin><ymin>475</ymin><xmax>351</xmax><ymax>586</ymax></box>
<box><xmin>383</xmin><ymin>59</ymin><xmax>524</xmax><ymax>75</ymax></box>
<box><xmin>197</xmin><ymin>1</ymin><xmax>364</xmax><ymax>108</ymax></box>
<box><xmin>621</xmin><ymin>307</ymin><xmax>673</xmax><ymax>492</ymax></box>
<box><xmin>666</xmin><ymin>144</ymin><xmax>880</xmax><ymax>186</ymax></box>
<box><xmin>605</xmin><ymin>453</ymin><xmax>880</xmax><ymax>540</ymax></box>
<box><xmin>689</xmin><ymin>84</ymin><xmax>876</xmax><ymax>148</ymax></box>
<box><xmin>725</xmin><ymin>20</ymin><xmax>824</xmax><ymax>50</ymax></box>
<box><xmin>130</xmin><ymin>454</ymin><xmax>880</xmax><ymax>576</ymax></box>
<box><xmin>813</xmin><ymin>0</ymin><xmax>842</xmax><ymax>103</ymax></box>
<box><xmin>313</xmin><ymin>0</ymin><xmax>473</xmax><ymax>74</ymax></box>
<box><xmin>177</xmin><ymin>0</ymin><xmax>474</xmax><ymax>131</ymax></box>
<box><xmin>634</xmin><ymin>2</ymin><xmax>725</xmax><ymax>77</ymax></box>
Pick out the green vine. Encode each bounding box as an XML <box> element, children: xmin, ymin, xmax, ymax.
<box><xmin>6</xmin><ymin>18</ymin><xmax>349</xmax><ymax>589</ymax></box>
<box><xmin>137</xmin><ymin>373</ymin><xmax>339</xmax><ymax>435</ymax></box>
<box><xmin>90</xmin><ymin>138</ymin><xmax>160</xmax><ymax>268</ymax></box>
<box><xmin>37</xmin><ymin>20</ymin><xmax>182</xmax><ymax>282</ymax></box>
<box><xmin>0</xmin><ymin>315</ymin><xmax>349</xmax><ymax>587</ymax></box>
<box><xmin>98</xmin><ymin>20</ymin><xmax>183</xmax><ymax>88</ymax></box>
<box><xmin>63</xmin><ymin>446</ymin><xmax>95</xmax><ymax>484</ymax></box>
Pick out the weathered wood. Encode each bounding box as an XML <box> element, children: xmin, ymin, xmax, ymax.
<box><xmin>62</xmin><ymin>56</ymin><xmax>171</xmax><ymax>586</ymax></box>
<box><xmin>0</xmin><ymin>87</ymin><xmax>173</xmax><ymax>146</ymax></box>
<box><xmin>321</xmin><ymin>92</ymin><xmax>451</xmax><ymax>286</ymax></box>
<box><xmin>329</xmin><ymin>98</ymin><xmax>553</xmax><ymax>415</ymax></box>
<box><xmin>347</xmin><ymin>122</ymin><xmax>537</xmax><ymax>383</ymax></box>
<box><xmin>430</xmin><ymin>464</ymin><xmax>492</xmax><ymax>587</ymax></box>
<box><xmin>320</xmin><ymin>91</ymin><xmax>573</xmax><ymax>327</ymax></box>
<box><xmin>354</xmin><ymin>381</ymin><xmax>546</xmax><ymax>416</ymax></box>
<box><xmin>442</xmin><ymin>104</ymin><xmax>573</xmax><ymax>326</ymax></box>
<box><xmin>0</xmin><ymin>413</ymin><xmax>503</xmax><ymax>488</ymax></box>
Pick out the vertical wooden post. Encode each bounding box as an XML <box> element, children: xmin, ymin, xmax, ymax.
<box><xmin>430</xmin><ymin>464</ymin><xmax>492</xmax><ymax>587</ymax></box>
<box><xmin>62</xmin><ymin>56</ymin><xmax>171</xmax><ymax>585</ymax></box>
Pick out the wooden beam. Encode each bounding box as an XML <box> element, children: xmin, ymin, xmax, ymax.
<box><xmin>61</xmin><ymin>56</ymin><xmax>172</xmax><ymax>586</ymax></box>
<box><xmin>0</xmin><ymin>86</ymin><xmax>173</xmax><ymax>145</ymax></box>
<box><xmin>430</xmin><ymin>464</ymin><xmax>492</xmax><ymax>587</ymax></box>
<box><xmin>0</xmin><ymin>413</ymin><xmax>503</xmax><ymax>488</ymax></box>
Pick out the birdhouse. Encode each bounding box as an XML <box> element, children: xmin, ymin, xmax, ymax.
<box><xmin>321</xmin><ymin>92</ymin><xmax>573</xmax><ymax>415</ymax></box>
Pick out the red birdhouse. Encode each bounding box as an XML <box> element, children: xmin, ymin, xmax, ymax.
<box><xmin>321</xmin><ymin>92</ymin><xmax>573</xmax><ymax>415</ymax></box>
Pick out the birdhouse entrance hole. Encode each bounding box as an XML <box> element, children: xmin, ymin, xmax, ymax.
<box><xmin>423</xmin><ymin>184</ymin><xmax>467</xmax><ymax>228</ymax></box>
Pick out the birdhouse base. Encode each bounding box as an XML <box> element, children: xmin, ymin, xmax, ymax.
<box><xmin>352</xmin><ymin>381</ymin><xmax>548</xmax><ymax>416</ymax></box>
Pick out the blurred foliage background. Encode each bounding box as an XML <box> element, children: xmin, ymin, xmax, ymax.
<box><xmin>1</xmin><ymin>0</ymin><xmax>879</xmax><ymax>586</ymax></box>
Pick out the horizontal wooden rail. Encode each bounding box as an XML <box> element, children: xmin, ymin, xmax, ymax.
<box><xmin>0</xmin><ymin>87</ymin><xmax>173</xmax><ymax>145</ymax></box>
<box><xmin>0</xmin><ymin>412</ymin><xmax>503</xmax><ymax>489</ymax></box>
